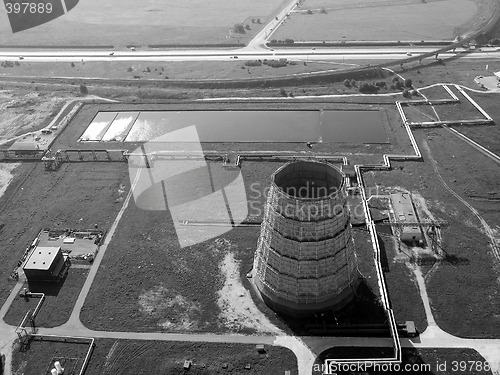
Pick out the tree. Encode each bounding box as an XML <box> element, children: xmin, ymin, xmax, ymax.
<box><xmin>71</xmin><ymin>62</ymin><xmax>75</xmax><ymax>68</ymax></box>
<box><xmin>402</xmin><ymin>89</ymin><xmax>410</xmax><ymax>98</ymax></box>
<box><xmin>306</xmin><ymin>9</ymin><xmax>313</xmax><ymax>14</ymax></box>
<box><xmin>343</xmin><ymin>79</ymin><xmax>351</xmax><ymax>87</ymax></box>
<box><xmin>251</xmin><ymin>18</ymin><xmax>255</xmax><ymax>23</ymax></box>
<box><xmin>79</xmin><ymin>83</ymin><xmax>88</xmax><ymax>95</ymax></box>
<box><xmin>245</xmin><ymin>24</ymin><xmax>251</xmax><ymax>30</ymax></box>
<box><xmin>320</xmin><ymin>8</ymin><xmax>327</xmax><ymax>14</ymax></box>
<box><xmin>404</xmin><ymin>78</ymin><xmax>412</xmax><ymax>88</ymax></box>
<box><xmin>256</xmin><ymin>18</ymin><xmax>261</xmax><ymax>24</ymax></box>
<box><xmin>279</xmin><ymin>88</ymin><xmax>287</xmax><ymax>96</ymax></box>
<box><xmin>233</xmin><ymin>24</ymin><xmax>245</xmax><ymax>34</ymax></box>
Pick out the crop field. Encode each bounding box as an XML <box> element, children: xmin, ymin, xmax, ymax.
<box><xmin>272</xmin><ymin>0</ymin><xmax>481</xmax><ymax>42</ymax></box>
<box><xmin>0</xmin><ymin>0</ymin><xmax>286</xmax><ymax>47</ymax></box>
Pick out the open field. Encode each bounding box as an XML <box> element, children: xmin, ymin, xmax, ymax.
<box><xmin>313</xmin><ymin>347</ymin><xmax>493</xmax><ymax>374</ymax></box>
<box><xmin>80</xmin><ymin>160</ymin><xmax>290</xmax><ymax>334</ymax></box>
<box><xmin>378</xmin><ymin>232</ymin><xmax>428</xmax><ymax>333</ymax></box>
<box><xmin>366</xmin><ymin>127</ymin><xmax>500</xmax><ymax>338</ymax></box>
<box><xmin>0</xmin><ymin>60</ymin><xmax>366</xmax><ymax>81</ymax></box>
<box><xmin>12</xmin><ymin>339</ymin><xmax>298</xmax><ymax>375</ymax></box>
<box><xmin>3</xmin><ymin>269</ymin><xmax>89</xmax><ymax>328</ymax></box>
<box><xmin>12</xmin><ymin>339</ymin><xmax>90</xmax><ymax>375</ymax></box>
<box><xmin>0</xmin><ymin>90</ymin><xmax>67</xmax><ymax>144</ymax></box>
<box><xmin>0</xmin><ymin>163</ymin><xmax>130</xmax><ymax>309</ymax></box>
<box><xmin>0</xmin><ymin>0</ymin><xmax>286</xmax><ymax>47</ymax></box>
<box><xmin>272</xmin><ymin>0</ymin><xmax>485</xmax><ymax>42</ymax></box>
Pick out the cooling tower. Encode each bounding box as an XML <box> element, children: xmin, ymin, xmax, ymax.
<box><xmin>254</xmin><ymin>161</ymin><xmax>359</xmax><ymax>316</ymax></box>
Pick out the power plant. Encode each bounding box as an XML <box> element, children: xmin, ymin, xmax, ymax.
<box><xmin>254</xmin><ymin>161</ymin><xmax>359</xmax><ymax>316</ymax></box>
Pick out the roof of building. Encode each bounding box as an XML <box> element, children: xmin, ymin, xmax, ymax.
<box><xmin>23</xmin><ymin>246</ymin><xmax>61</xmax><ymax>271</ymax></box>
<box><xmin>391</xmin><ymin>192</ymin><xmax>420</xmax><ymax>233</ymax></box>
<box><xmin>8</xmin><ymin>142</ymin><xmax>40</xmax><ymax>152</ymax></box>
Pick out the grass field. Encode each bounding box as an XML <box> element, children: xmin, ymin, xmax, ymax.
<box><xmin>366</xmin><ymin>127</ymin><xmax>500</xmax><ymax>338</ymax></box>
<box><xmin>0</xmin><ymin>60</ymin><xmax>365</xmax><ymax>81</ymax></box>
<box><xmin>80</xmin><ymin>161</ymin><xmax>291</xmax><ymax>334</ymax></box>
<box><xmin>313</xmin><ymin>347</ymin><xmax>493</xmax><ymax>374</ymax></box>
<box><xmin>0</xmin><ymin>0</ymin><xmax>286</xmax><ymax>47</ymax></box>
<box><xmin>273</xmin><ymin>0</ymin><xmax>481</xmax><ymax>42</ymax></box>
<box><xmin>0</xmin><ymin>163</ymin><xmax>130</xmax><ymax>309</ymax></box>
<box><xmin>12</xmin><ymin>339</ymin><xmax>298</xmax><ymax>375</ymax></box>
<box><xmin>3</xmin><ymin>269</ymin><xmax>89</xmax><ymax>328</ymax></box>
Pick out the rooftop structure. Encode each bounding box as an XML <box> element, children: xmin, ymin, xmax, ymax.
<box><xmin>390</xmin><ymin>192</ymin><xmax>423</xmax><ymax>243</ymax></box>
<box><xmin>23</xmin><ymin>246</ymin><xmax>70</xmax><ymax>282</ymax></box>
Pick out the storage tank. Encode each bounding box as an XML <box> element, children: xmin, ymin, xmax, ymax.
<box><xmin>254</xmin><ymin>161</ymin><xmax>359</xmax><ymax>316</ymax></box>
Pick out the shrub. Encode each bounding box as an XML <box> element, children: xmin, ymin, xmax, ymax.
<box><xmin>358</xmin><ymin>82</ymin><xmax>379</xmax><ymax>93</ymax></box>
<box><xmin>411</xmin><ymin>90</ymin><xmax>419</xmax><ymax>96</ymax></box>
<box><xmin>233</xmin><ymin>24</ymin><xmax>245</xmax><ymax>34</ymax></box>
<box><xmin>14</xmin><ymin>61</ymin><xmax>20</xmax><ymax>66</ymax></box>
<box><xmin>284</xmin><ymin>38</ymin><xmax>295</xmax><ymax>45</ymax></box>
<box><xmin>375</xmin><ymin>81</ymin><xmax>386</xmax><ymax>88</ymax></box>
<box><xmin>488</xmin><ymin>38</ymin><xmax>500</xmax><ymax>45</ymax></box>
<box><xmin>256</xmin><ymin>18</ymin><xmax>261</xmax><ymax>24</ymax></box>
<box><xmin>392</xmin><ymin>76</ymin><xmax>400</xmax><ymax>83</ymax></box>
<box><xmin>79</xmin><ymin>84</ymin><xmax>88</xmax><ymax>95</ymax></box>
<box><xmin>350</xmin><ymin>79</ymin><xmax>357</xmax><ymax>87</ymax></box>
<box><xmin>404</xmin><ymin>78</ymin><xmax>412</xmax><ymax>87</ymax></box>
<box><xmin>245</xmin><ymin>60</ymin><xmax>262</xmax><ymax>67</ymax></box>
<box><xmin>268</xmin><ymin>60</ymin><xmax>288</xmax><ymax>68</ymax></box>
<box><xmin>71</xmin><ymin>62</ymin><xmax>75</xmax><ymax>68</ymax></box>
<box><xmin>126</xmin><ymin>67</ymin><xmax>133</xmax><ymax>72</ymax></box>
<box><xmin>251</xmin><ymin>18</ymin><xmax>255</xmax><ymax>23</ymax></box>
<box><xmin>402</xmin><ymin>89</ymin><xmax>410</xmax><ymax>98</ymax></box>
<box><xmin>279</xmin><ymin>88</ymin><xmax>287</xmax><ymax>96</ymax></box>
<box><xmin>270</xmin><ymin>39</ymin><xmax>277</xmax><ymax>44</ymax></box>
<box><xmin>306</xmin><ymin>9</ymin><xmax>313</xmax><ymax>14</ymax></box>
<box><xmin>343</xmin><ymin>79</ymin><xmax>351</xmax><ymax>87</ymax></box>
<box><xmin>320</xmin><ymin>8</ymin><xmax>327</xmax><ymax>14</ymax></box>
<box><xmin>288</xmin><ymin>92</ymin><xmax>294</xmax><ymax>98</ymax></box>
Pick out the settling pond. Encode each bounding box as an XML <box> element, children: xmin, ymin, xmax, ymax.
<box><xmin>79</xmin><ymin>110</ymin><xmax>388</xmax><ymax>144</ymax></box>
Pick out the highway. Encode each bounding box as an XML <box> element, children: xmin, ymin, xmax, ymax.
<box><xmin>0</xmin><ymin>46</ymin><xmax>499</xmax><ymax>63</ymax></box>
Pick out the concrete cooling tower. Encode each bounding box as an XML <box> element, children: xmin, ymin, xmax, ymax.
<box><xmin>254</xmin><ymin>161</ymin><xmax>359</xmax><ymax>316</ymax></box>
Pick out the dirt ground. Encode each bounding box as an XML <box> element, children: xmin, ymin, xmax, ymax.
<box><xmin>0</xmin><ymin>90</ymin><xmax>67</xmax><ymax>145</ymax></box>
<box><xmin>273</xmin><ymin>0</ymin><xmax>487</xmax><ymax>42</ymax></box>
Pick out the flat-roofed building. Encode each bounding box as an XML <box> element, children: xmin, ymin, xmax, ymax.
<box><xmin>23</xmin><ymin>246</ymin><xmax>70</xmax><ymax>282</ymax></box>
<box><xmin>390</xmin><ymin>192</ymin><xmax>423</xmax><ymax>243</ymax></box>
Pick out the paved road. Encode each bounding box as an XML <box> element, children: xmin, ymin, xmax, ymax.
<box><xmin>1</xmin><ymin>47</ymin><xmax>499</xmax><ymax>63</ymax></box>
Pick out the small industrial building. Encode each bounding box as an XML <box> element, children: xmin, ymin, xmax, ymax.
<box><xmin>23</xmin><ymin>246</ymin><xmax>70</xmax><ymax>282</ymax></box>
<box><xmin>8</xmin><ymin>142</ymin><xmax>41</xmax><ymax>157</ymax></box>
<box><xmin>390</xmin><ymin>193</ymin><xmax>423</xmax><ymax>243</ymax></box>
